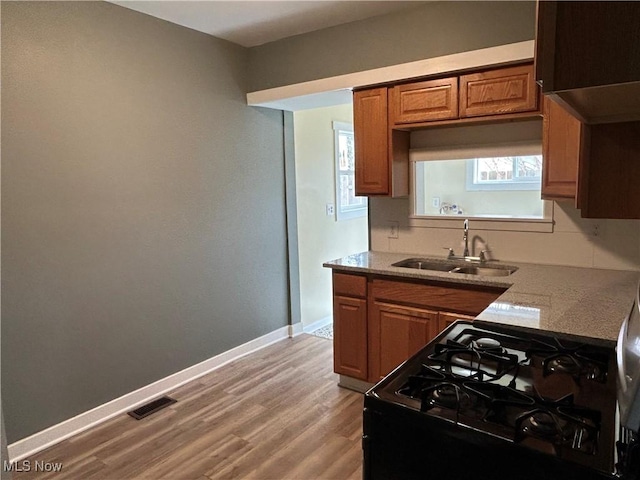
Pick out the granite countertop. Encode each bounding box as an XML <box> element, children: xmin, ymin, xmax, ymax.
<box><xmin>324</xmin><ymin>251</ymin><xmax>640</xmax><ymax>346</ymax></box>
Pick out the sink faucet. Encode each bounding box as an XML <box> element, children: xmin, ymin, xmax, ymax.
<box><xmin>462</xmin><ymin>219</ymin><xmax>470</xmax><ymax>257</ymax></box>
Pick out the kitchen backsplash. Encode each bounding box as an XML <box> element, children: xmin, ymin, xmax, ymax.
<box><xmin>370</xmin><ymin>198</ymin><xmax>640</xmax><ymax>271</ymax></box>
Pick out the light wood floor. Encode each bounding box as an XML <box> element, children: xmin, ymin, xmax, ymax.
<box><xmin>14</xmin><ymin>334</ymin><xmax>364</xmax><ymax>480</ymax></box>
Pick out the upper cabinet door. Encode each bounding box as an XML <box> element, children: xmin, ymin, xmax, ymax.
<box><xmin>354</xmin><ymin>88</ymin><xmax>390</xmax><ymax>195</ymax></box>
<box><xmin>391</xmin><ymin>78</ymin><xmax>458</xmax><ymax>125</ymax></box>
<box><xmin>541</xmin><ymin>96</ymin><xmax>583</xmax><ymax>201</ymax></box>
<box><xmin>459</xmin><ymin>64</ymin><xmax>538</xmax><ymax>118</ymax></box>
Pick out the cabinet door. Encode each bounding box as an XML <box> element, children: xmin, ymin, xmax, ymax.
<box><xmin>460</xmin><ymin>65</ymin><xmax>538</xmax><ymax>118</ymax></box>
<box><xmin>370</xmin><ymin>302</ymin><xmax>439</xmax><ymax>381</ymax></box>
<box><xmin>391</xmin><ymin>78</ymin><xmax>458</xmax><ymax>124</ymax></box>
<box><xmin>542</xmin><ymin>96</ymin><xmax>583</xmax><ymax>200</ymax></box>
<box><xmin>354</xmin><ymin>88</ymin><xmax>389</xmax><ymax>195</ymax></box>
<box><xmin>333</xmin><ymin>295</ymin><xmax>368</xmax><ymax>380</ymax></box>
<box><xmin>438</xmin><ymin>312</ymin><xmax>475</xmax><ymax>334</ymax></box>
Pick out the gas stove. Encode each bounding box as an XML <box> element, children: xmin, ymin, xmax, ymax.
<box><xmin>363</xmin><ymin>321</ymin><xmax>622</xmax><ymax>480</ymax></box>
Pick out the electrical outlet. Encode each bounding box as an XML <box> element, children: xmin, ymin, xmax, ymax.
<box><xmin>592</xmin><ymin>223</ymin><xmax>600</xmax><ymax>237</ymax></box>
<box><xmin>432</xmin><ymin>197</ymin><xmax>440</xmax><ymax>208</ymax></box>
<box><xmin>326</xmin><ymin>203</ymin><xmax>335</xmax><ymax>216</ymax></box>
<box><xmin>388</xmin><ymin>221</ymin><xmax>399</xmax><ymax>239</ymax></box>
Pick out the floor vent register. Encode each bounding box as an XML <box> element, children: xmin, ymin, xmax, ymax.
<box><xmin>127</xmin><ymin>396</ymin><xmax>177</xmax><ymax>420</ymax></box>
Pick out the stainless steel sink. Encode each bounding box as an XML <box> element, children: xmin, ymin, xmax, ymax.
<box><xmin>449</xmin><ymin>266</ymin><xmax>517</xmax><ymax>277</ymax></box>
<box><xmin>392</xmin><ymin>258</ymin><xmax>517</xmax><ymax>276</ymax></box>
<box><xmin>391</xmin><ymin>259</ymin><xmax>459</xmax><ymax>271</ymax></box>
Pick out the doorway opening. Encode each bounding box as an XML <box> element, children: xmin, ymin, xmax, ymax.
<box><xmin>292</xmin><ymin>102</ymin><xmax>368</xmax><ymax>339</ymax></box>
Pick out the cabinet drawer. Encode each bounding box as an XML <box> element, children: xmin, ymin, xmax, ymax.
<box><xmin>333</xmin><ymin>272</ymin><xmax>367</xmax><ymax>298</ymax></box>
<box><xmin>460</xmin><ymin>64</ymin><xmax>538</xmax><ymax>118</ymax></box>
<box><xmin>370</xmin><ymin>279</ymin><xmax>503</xmax><ymax>316</ymax></box>
<box><xmin>392</xmin><ymin>78</ymin><xmax>458</xmax><ymax>124</ymax></box>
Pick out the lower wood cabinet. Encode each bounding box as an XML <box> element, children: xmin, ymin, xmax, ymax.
<box><xmin>371</xmin><ymin>302</ymin><xmax>439</xmax><ymax>381</ymax></box>
<box><xmin>333</xmin><ymin>295</ymin><xmax>368</xmax><ymax>380</ymax></box>
<box><xmin>438</xmin><ymin>311</ymin><xmax>476</xmax><ymax>333</ymax></box>
<box><xmin>331</xmin><ymin>272</ymin><xmax>505</xmax><ymax>384</ymax></box>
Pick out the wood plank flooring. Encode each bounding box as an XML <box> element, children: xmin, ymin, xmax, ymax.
<box><xmin>13</xmin><ymin>334</ymin><xmax>364</xmax><ymax>480</ymax></box>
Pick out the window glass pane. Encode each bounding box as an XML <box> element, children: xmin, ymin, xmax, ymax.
<box><xmin>515</xmin><ymin>155</ymin><xmax>543</xmax><ymax>179</ymax></box>
<box><xmin>334</xmin><ymin>124</ymin><xmax>367</xmax><ymax>220</ymax></box>
<box><xmin>475</xmin><ymin>157</ymin><xmax>514</xmax><ymax>183</ymax></box>
<box><xmin>338</xmin><ymin>131</ymin><xmax>354</xmax><ymax>171</ymax></box>
<box><xmin>414</xmin><ymin>158</ymin><xmax>544</xmax><ymax>218</ymax></box>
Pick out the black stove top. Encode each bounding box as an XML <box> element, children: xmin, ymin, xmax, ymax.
<box><xmin>367</xmin><ymin>321</ymin><xmax>618</xmax><ymax>475</ymax></box>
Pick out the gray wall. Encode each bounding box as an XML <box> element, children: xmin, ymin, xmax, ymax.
<box><xmin>248</xmin><ymin>1</ymin><xmax>536</xmax><ymax>91</ymax></box>
<box><xmin>1</xmin><ymin>1</ymin><xmax>289</xmax><ymax>443</ymax></box>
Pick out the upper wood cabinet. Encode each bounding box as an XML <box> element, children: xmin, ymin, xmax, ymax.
<box><xmin>579</xmin><ymin>122</ymin><xmax>640</xmax><ymax>219</ymax></box>
<box><xmin>391</xmin><ymin>77</ymin><xmax>458</xmax><ymax>124</ymax></box>
<box><xmin>353</xmin><ymin>88</ymin><xmax>410</xmax><ymax>197</ymax></box>
<box><xmin>353</xmin><ymin>64</ymin><xmax>539</xmax><ymax>198</ymax></box>
<box><xmin>541</xmin><ymin>96</ymin><xmax>583</xmax><ymax>201</ymax></box>
<box><xmin>536</xmin><ymin>1</ymin><xmax>640</xmax><ymax>124</ymax></box>
<box><xmin>459</xmin><ymin>64</ymin><xmax>538</xmax><ymax>118</ymax></box>
<box><xmin>354</xmin><ymin>88</ymin><xmax>389</xmax><ymax>196</ymax></box>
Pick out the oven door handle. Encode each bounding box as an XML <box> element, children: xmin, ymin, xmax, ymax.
<box><xmin>617</xmin><ymin>314</ymin><xmax>629</xmax><ymax>395</ymax></box>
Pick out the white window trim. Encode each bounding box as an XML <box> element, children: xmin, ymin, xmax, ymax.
<box><xmin>409</xmin><ymin>141</ymin><xmax>554</xmax><ymax>233</ymax></box>
<box><xmin>333</xmin><ymin>121</ymin><xmax>367</xmax><ymax>221</ymax></box>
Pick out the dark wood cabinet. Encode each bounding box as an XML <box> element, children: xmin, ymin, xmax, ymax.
<box><xmin>541</xmin><ymin>96</ymin><xmax>583</xmax><ymax>201</ymax></box>
<box><xmin>391</xmin><ymin>77</ymin><xmax>458</xmax><ymax>124</ymax></box>
<box><xmin>460</xmin><ymin>64</ymin><xmax>538</xmax><ymax>118</ymax></box>
<box><xmin>578</xmin><ymin>122</ymin><xmax>640</xmax><ymax>219</ymax></box>
<box><xmin>536</xmin><ymin>1</ymin><xmax>640</xmax><ymax>124</ymax></box>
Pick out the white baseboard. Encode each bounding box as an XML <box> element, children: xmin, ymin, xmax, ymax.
<box><xmin>302</xmin><ymin>315</ymin><xmax>332</xmax><ymax>333</ymax></box>
<box><xmin>8</xmin><ymin>324</ymin><xmax>292</xmax><ymax>462</ymax></box>
<box><xmin>289</xmin><ymin>321</ymin><xmax>304</xmax><ymax>337</ymax></box>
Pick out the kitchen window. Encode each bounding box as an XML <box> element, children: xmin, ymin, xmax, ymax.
<box><xmin>333</xmin><ymin>121</ymin><xmax>367</xmax><ymax>220</ymax></box>
<box><xmin>409</xmin><ymin>132</ymin><xmax>553</xmax><ymax>232</ymax></box>
<box><xmin>466</xmin><ymin>155</ymin><xmax>543</xmax><ymax>191</ymax></box>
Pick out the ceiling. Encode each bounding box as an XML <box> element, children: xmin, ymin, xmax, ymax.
<box><xmin>110</xmin><ymin>1</ymin><xmax>423</xmax><ymax>48</ymax></box>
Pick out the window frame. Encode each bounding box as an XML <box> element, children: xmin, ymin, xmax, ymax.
<box><xmin>465</xmin><ymin>156</ymin><xmax>543</xmax><ymax>192</ymax></box>
<box><xmin>408</xmin><ymin>141</ymin><xmax>554</xmax><ymax>233</ymax></box>
<box><xmin>333</xmin><ymin>121</ymin><xmax>367</xmax><ymax>221</ymax></box>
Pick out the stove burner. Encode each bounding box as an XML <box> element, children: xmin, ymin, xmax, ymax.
<box><xmin>527</xmin><ymin>338</ymin><xmax>608</xmax><ymax>383</ymax></box>
<box><xmin>547</xmin><ymin>355</ymin><xmax>581</xmax><ymax>375</ymax></box>
<box><xmin>430</xmin><ymin>339</ymin><xmax>519</xmax><ymax>381</ymax></box>
<box><xmin>474</xmin><ymin>337</ymin><xmax>502</xmax><ymax>351</ymax></box>
<box><xmin>430</xmin><ymin>384</ymin><xmax>464</xmax><ymax>408</ymax></box>
<box><xmin>526</xmin><ymin>412</ymin><xmax>558</xmax><ymax>438</ymax></box>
